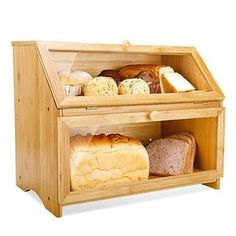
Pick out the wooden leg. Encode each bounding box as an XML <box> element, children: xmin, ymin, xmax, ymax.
<box><xmin>44</xmin><ymin>202</ymin><xmax>62</xmax><ymax>218</ymax></box>
<box><xmin>203</xmin><ymin>179</ymin><xmax>220</xmax><ymax>190</ymax></box>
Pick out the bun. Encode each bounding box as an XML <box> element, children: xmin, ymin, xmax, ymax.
<box><xmin>59</xmin><ymin>70</ymin><xmax>93</xmax><ymax>96</ymax></box>
<box><xmin>160</xmin><ymin>72</ymin><xmax>195</xmax><ymax>93</ymax></box>
<box><xmin>59</xmin><ymin>70</ymin><xmax>92</xmax><ymax>86</ymax></box>
<box><xmin>70</xmin><ymin>133</ymin><xmax>149</xmax><ymax>191</ymax></box>
<box><xmin>84</xmin><ymin>76</ymin><xmax>118</xmax><ymax>96</ymax></box>
<box><xmin>118</xmin><ymin>78</ymin><xmax>150</xmax><ymax>95</ymax></box>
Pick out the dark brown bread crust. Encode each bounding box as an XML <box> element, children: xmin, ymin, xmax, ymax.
<box><xmin>98</xmin><ymin>70</ymin><xmax>123</xmax><ymax>84</ymax></box>
<box><xmin>135</xmin><ymin>71</ymin><xmax>161</xmax><ymax>93</ymax></box>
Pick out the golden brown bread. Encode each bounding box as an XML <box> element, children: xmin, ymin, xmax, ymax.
<box><xmin>70</xmin><ymin>133</ymin><xmax>149</xmax><ymax>191</ymax></box>
<box><xmin>119</xmin><ymin>64</ymin><xmax>160</xmax><ymax>79</ymax></box>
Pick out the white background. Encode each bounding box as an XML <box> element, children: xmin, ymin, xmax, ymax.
<box><xmin>0</xmin><ymin>0</ymin><xmax>235</xmax><ymax>235</ymax></box>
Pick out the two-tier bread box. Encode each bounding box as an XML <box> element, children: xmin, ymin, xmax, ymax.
<box><xmin>12</xmin><ymin>41</ymin><xmax>225</xmax><ymax>217</ymax></box>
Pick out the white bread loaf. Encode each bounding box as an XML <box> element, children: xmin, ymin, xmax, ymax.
<box><xmin>160</xmin><ymin>72</ymin><xmax>195</xmax><ymax>93</ymax></box>
<box><xmin>70</xmin><ymin>133</ymin><xmax>149</xmax><ymax>191</ymax></box>
<box><xmin>118</xmin><ymin>78</ymin><xmax>150</xmax><ymax>95</ymax></box>
<box><xmin>84</xmin><ymin>76</ymin><xmax>118</xmax><ymax>96</ymax></box>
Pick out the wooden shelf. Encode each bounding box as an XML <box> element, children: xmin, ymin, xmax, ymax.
<box><xmin>62</xmin><ymin>169</ymin><xmax>220</xmax><ymax>206</ymax></box>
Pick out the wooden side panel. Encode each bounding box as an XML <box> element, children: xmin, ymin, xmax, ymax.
<box><xmin>13</xmin><ymin>46</ymin><xmax>39</xmax><ymax>192</ymax></box>
<box><xmin>162</xmin><ymin>54</ymin><xmax>211</xmax><ymax>91</ymax></box>
<box><xmin>50</xmin><ymin>51</ymin><xmax>161</xmax><ymax>76</ymax></box>
<box><xmin>161</xmin><ymin>117</ymin><xmax>217</xmax><ymax>171</ymax></box>
<box><xmin>13</xmin><ymin>45</ymin><xmax>62</xmax><ymax>217</ymax></box>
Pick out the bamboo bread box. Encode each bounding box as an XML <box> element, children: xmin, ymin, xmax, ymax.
<box><xmin>12</xmin><ymin>41</ymin><xmax>225</xmax><ymax>217</ymax></box>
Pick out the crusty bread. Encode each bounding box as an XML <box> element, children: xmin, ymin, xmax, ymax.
<box><xmin>70</xmin><ymin>133</ymin><xmax>149</xmax><ymax>191</ymax></box>
<box><xmin>146</xmin><ymin>137</ymin><xmax>191</xmax><ymax>176</ymax></box>
<box><xmin>118</xmin><ymin>78</ymin><xmax>150</xmax><ymax>95</ymax></box>
<box><xmin>119</xmin><ymin>64</ymin><xmax>174</xmax><ymax>80</ymax></box>
<box><xmin>84</xmin><ymin>76</ymin><xmax>118</xmax><ymax>96</ymax></box>
<box><xmin>119</xmin><ymin>64</ymin><xmax>160</xmax><ymax>79</ymax></box>
<box><xmin>160</xmin><ymin>72</ymin><xmax>195</xmax><ymax>93</ymax></box>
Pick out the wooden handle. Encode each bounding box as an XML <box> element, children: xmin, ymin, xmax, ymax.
<box><xmin>149</xmin><ymin>111</ymin><xmax>159</xmax><ymax>120</ymax></box>
<box><xmin>122</xmin><ymin>40</ymin><xmax>131</xmax><ymax>50</ymax></box>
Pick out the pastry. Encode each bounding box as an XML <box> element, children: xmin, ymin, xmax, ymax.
<box><xmin>59</xmin><ymin>70</ymin><xmax>93</xmax><ymax>96</ymax></box>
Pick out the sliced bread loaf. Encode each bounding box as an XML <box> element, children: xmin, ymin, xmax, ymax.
<box><xmin>160</xmin><ymin>72</ymin><xmax>195</xmax><ymax>93</ymax></box>
<box><xmin>168</xmin><ymin>133</ymin><xmax>196</xmax><ymax>173</ymax></box>
<box><xmin>146</xmin><ymin>138</ymin><xmax>190</xmax><ymax>176</ymax></box>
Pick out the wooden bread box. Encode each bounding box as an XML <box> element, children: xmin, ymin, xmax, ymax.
<box><xmin>12</xmin><ymin>41</ymin><xmax>225</xmax><ymax>217</ymax></box>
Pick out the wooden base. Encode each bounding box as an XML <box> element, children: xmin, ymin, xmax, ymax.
<box><xmin>17</xmin><ymin>185</ymin><xmax>62</xmax><ymax>217</ymax></box>
<box><xmin>203</xmin><ymin>179</ymin><xmax>221</xmax><ymax>190</ymax></box>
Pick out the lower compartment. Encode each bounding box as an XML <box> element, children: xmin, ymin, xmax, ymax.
<box><xmin>62</xmin><ymin>169</ymin><xmax>221</xmax><ymax>205</ymax></box>
<box><xmin>58</xmin><ymin>107</ymin><xmax>225</xmax><ymax>206</ymax></box>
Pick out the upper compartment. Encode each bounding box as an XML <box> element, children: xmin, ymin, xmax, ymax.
<box><xmin>22</xmin><ymin>41</ymin><xmax>224</xmax><ymax>108</ymax></box>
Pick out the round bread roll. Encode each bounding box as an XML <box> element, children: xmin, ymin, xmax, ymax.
<box><xmin>84</xmin><ymin>76</ymin><xmax>118</xmax><ymax>96</ymax></box>
<box><xmin>98</xmin><ymin>69</ymin><xmax>124</xmax><ymax>85</ymax></box>
<box><xmin>59</xmin><ymin>70</ymin><xmax>93</xmax><ymax>86</ymax></box>
<box><xmin>118</xmin><ymin>78</ymin><xmax>150</xmax><ymax>95</ymax></box>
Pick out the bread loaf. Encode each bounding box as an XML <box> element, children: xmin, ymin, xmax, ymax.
<box><xmin>70</xmin><ymin>133</ymin><xmax>149</xmax><ymax>191</ymax></box>
<box><xmin>84</xmin><ymin>76</ymin><xmax>118</xmax><ymax>96</ymax></box>
<box><xmin>160</xmin><ymin>72</ymin><xmax>195</xmax><ymax>93</ymax></box>
<box><xmin>118</xmin><ymin>78</ymin><xmax>150</xmax><ymax>95</ymax></box>
<box><xmin>146</xmin><ymin>133</ymin><xmax>196</xmax><ymax>176</ymax></box>
<box><xmin>136</xmin><ymin>71</ymin><xmax>161</xmax><ymax>93</ymax></box>
<box><xmin>119</xmin><ymin>64</ymin><xmax>160</xmax><ymax>79</ymax></box>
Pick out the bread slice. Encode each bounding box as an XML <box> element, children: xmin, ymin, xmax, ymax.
<box><xmin>146</xmin><ymin>138</ymin><xmax>190</xmax><ymax>176</ymax></box>
<box><xmin>157</xmin><ymin>66</ymin><xmax>174</xmax><ymax>80</ymax></box>
<box><xmin>160</xmin><ymin>72</ymin><xmax>195</xmax><ymax>93</ymax></box>
<box><xmin>179</xmin><ymin>133</ymin><xmax>196</xmax><ymax>173</ymax></box>
<box><xmin>168</xmin><ymin>133</ymin><xmax>195</xmax><ymax>173</ymax></box>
